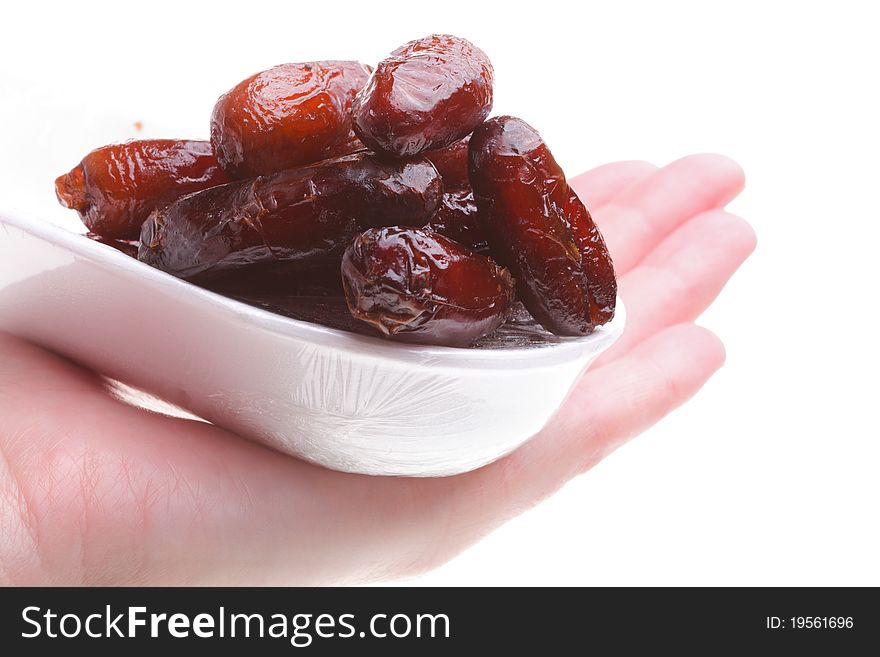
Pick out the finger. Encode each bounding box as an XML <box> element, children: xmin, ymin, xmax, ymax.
<box><xmin>549</xmin><ymin>323</ymin><xmax>726</xmax><ymax>465</ymax></box>
<box><xmin>596</xmin><ymin>210</ymin><xmax>756</xmax><ymax>364</ymax></box>
<box><xmin>569</xmin><ymin>160</ymin><xmax>658</xmax><ymax>209</ymax></box>
<box><xmin>472</xmin><ymin>324</ymin><xmax>727</xmax><ymax>516</ymax></box>
<box><xmin>596</xmin><ymin>154</ymin><xmax>746</xmax><ymax>274</ymax></box>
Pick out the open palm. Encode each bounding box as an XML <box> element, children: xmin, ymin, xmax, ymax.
<box><xmin>0</xmin><ymin>154</ymin><xmax>753</xmax><ymax>585</ymax></box>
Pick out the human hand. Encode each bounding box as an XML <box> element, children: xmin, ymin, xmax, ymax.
<box><xmin>0</xmin><ymin>154</ymin><xmax>753</xmax><ymax>585</ymax></box>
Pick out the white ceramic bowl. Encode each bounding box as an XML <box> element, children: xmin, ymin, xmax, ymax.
<box><xmin>0</xmin><ymin>210</ymin><xmax>624</xmax><ymax>476</ymax></box>
<box><xmin>0</xmin><ymin>87</ymin><xmax>624</xmax><ymax>476</ymax></box>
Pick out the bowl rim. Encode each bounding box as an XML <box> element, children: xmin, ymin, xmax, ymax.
<box><xmin>0</xmin><ymin>207</ymin><xmax>626</xmax><ymax>369</ymax></box>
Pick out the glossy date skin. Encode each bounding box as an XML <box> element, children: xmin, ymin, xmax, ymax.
<box><xmin>469</xmin><ymin>116</ymin><xmax>617</xmax><ymax>335</ymax></box>
<box><xmin>563</xmin><ymin>186</ymin><xmax>617</xmax><ymax>326</ymax></box>
<box><xmin>211</xmin><ymin>61</ymin><xmax>372</xmax><ymax>179</ymax></box>
<box><xmin>424</xmin><ymin>137</ymin><xmax>488</xmax><ymax>251</ymax></box>
<box><xmin>352</xmin><ymin>35</ymin><xmax>493</xmax><ymax>157</ymax></box>
<box><xmin>342</xmin><ymin>227</ymin><xmax>514</xmax><ymax>347</ymax></box>
<box><xmin>55</xmin><ymin>140</ymin><xmax>228</xmax><ymax>240</ymax></box>
<box><xmin>139</xmin><ymin>152</ymin><xmax>442</xmax><ymax>280</ymax></box>
<box><xmin>329</xmin><ymin>130</ymin><xmax>368</xmax><ymax>157</ymax></box>
<box><xmin>424</xmin><ymin>136</ymin><xmax>470</xmax><ymax>188</ymax></box>
<box><xmin>427</xmin><ymin>188</ymin><xmax>488</xmax><ymax>254</ymax></box>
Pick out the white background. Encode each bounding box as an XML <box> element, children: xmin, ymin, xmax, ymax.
<box><xmin>1</xmin><ymin>1</ymin><xmax>878</xmax><ymax>585</ymax></box>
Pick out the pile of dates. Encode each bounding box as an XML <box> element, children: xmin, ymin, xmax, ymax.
<box><xmin>55</xmin><ymin>34</ymin><xmax>616</xmax><ymax>347</ymax></box>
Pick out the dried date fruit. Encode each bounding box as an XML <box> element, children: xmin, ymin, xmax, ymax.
<box><xmin>352</xmin><ymin>35</ymin><xmax>493</xmax><ymax>157</ymax></box>
<box><xmin>341</xmin><ymin>226</ymin><xmax>514</xmax><ymax>347</ymax></box>
<box><xmin>469</xmin><ymin>116</ymin><xmax>617</xmax><ymax>335</ymax></box>
<box><xmin>424</xmin><ymin>137</ymin><xmax>488</xmax><ymax>251</ymax></box>
<box><xmin>329</xmin><ymin>130</ymin><xmax>368</xmax><ymax>157</ymax></box>
<box><xmin>139</xmin><ymin>152</ymin><xmax>442</xmax><ymax>280</ymax></box>
<box><xmin>427</xmin><ymin>187</ymin><xmax>488</xmax><ymax>254</ymax></box>
<box><xmin>55</xmin><ymin>140</ymin><xmax>228</xmax><ymax>240</ymax></box>
<box><xmin>563</xmin><ymin>186</ymin><xmax>617</xmax><ymax>326</ymax></box>
<box><xmin>202</xmin><ymin>261</ymin><xmax>344</xmax><ymax>298</ymax></box>
<box><xmin>211</xmin><ymin>61</ymin><xmax>372</xmax><ymax>179</ymax></box>
<box><xmin>424</xmin><ymin>136</ymin><xmax>470</xmax><ymax>188</ymax></box>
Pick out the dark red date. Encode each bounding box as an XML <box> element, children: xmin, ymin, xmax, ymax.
<box><xmin>55</xmin><ymin>140</ymin><xmax>228</xmax><ymax>240</ymax></box>
<box><xmin>424</xmin><ymin>137</ymin><xmax>488</xmax><ymax>251</ymax></box>
<box><xmin>329</xmin><ymin>130</ymin><xmax>368</xmax><ymax>157</ymax></box>
<box><xmin>427</xmin><ymin>187</ymin><xmax>488</xmax><ymax>254</ymax></box>
<box><xmin>352</xmin><ymin>35</ymin><xmax>493</xmax><ymax>157</ymax></box>
<box><xmin>469</xmin><ymin>116</ymin><xmax>617</xmax><ymax>335</ymax></box>
<box><xmin>211</xmin><ymin>61</ymin><xmax>372</xmax><ymax>179</ymax></box>
<box><xmin>202</xmin><ymin>262</ymin><xmax>344</xmax><ymax>298</ymax></box>
<box><xmin>341</xmin><ymin>227</ymin><xmax>514</xmax><ymax>346</ymax></box>
<box><xmin>139</xmin><ymin>152</ymin><xmax>442</xmax><ymax>280</ymax></box>
<box><xmin>563</xmin><ymin>186</ymin><xmax>617</xmax><ymax>326</ymax></box>
<box><xmin>424</xmin><ymin>136</ymin><xmax>470</xmax><ymax>188</ymax></box>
